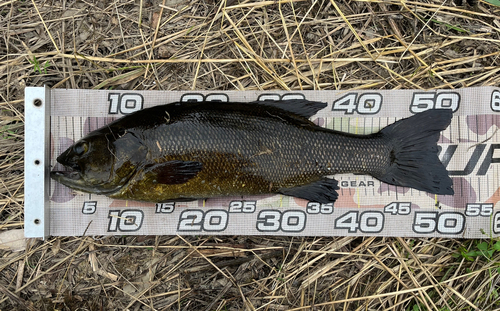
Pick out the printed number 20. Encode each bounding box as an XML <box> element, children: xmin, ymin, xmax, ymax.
<box><xmin>177</xmin><ymin>210</ymin><xmax>228</xmax><ymax>232</ymax></box>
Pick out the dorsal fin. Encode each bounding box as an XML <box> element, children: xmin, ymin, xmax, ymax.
<box><xmin>253</xmin><ymin>99</ymin><xmax>327</xmax><ymax>119</ymax></box>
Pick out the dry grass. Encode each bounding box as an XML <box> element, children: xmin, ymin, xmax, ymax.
<box><xmin>1</xmin><ymin>0</ymin><xmax>500</xmax><ymax>310</ymax></box>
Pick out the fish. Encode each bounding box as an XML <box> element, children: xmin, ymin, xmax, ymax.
<box><xmin>50</xmin><ymin>100</ymin><xmax>454</xmax><ymax>203</ymax></box>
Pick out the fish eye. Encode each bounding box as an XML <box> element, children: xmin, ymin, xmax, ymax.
<box><xmin>73</xmin><ymin>141</ymin><xmax>88</xmax><ymax>156</ymax></box>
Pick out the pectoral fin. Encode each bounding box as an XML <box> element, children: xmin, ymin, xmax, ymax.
<box><xmin>279</xmin><ymin>178</ymin><xmax>339</xmax><ymax>203</ymax></box>
<box><xmin>144</xmin><ymin>160</ymin><xmax>203</xmax><ymax>185</ymax></box>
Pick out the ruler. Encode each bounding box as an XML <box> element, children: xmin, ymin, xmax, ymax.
<box><xmin>24</xmin><ymin>87</ymin><xmax>500</xmax><ymax>239</ymax></box>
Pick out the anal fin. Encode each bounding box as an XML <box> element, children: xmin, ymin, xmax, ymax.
<box><xmin>278</xmin><ymin>178</ymin><xmax>339</xmax><ymax>204</ymax></box>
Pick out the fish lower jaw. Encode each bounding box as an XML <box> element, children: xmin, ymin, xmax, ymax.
<box><xmin>50</xmin><ymin>171</ymin><xmax>124</xmax><ymax>196</ymax></box>
<box><xmin>51</xmin><ymin>170</ymin><xmax>81</xmax><ymax>181</ymax></box>
<box><xmin>50</xmin><ymin>170</ymin><xmax>93</xmax><ymax>194</ymax></box>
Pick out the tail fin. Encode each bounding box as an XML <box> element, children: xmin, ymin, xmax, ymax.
<box><xmin>377</xmin><ymin>109</ymin><xmax>454</xmax><ymax>195</ymax></box>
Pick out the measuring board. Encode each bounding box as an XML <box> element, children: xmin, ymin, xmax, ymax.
<box><xmin>24</xmin><ymin>87</ymin><xmax>500</xmax><ymax>239</ymax></box>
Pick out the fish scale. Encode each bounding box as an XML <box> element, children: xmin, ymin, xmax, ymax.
<box><xmin>51</xmin><ymin>100</ymin><xmax>454</xmax><ymax>203</ymax></box>
<box><xmin>144</xmin><ymin>110</ymin><xmax>387</xmax><ymax>186</ymax></box>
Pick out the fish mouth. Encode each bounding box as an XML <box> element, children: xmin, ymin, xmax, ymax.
<box><xmin>50</xmin><ymin>170</ymin><xmax>82</xmax><ymax>182</ymax></box>
<box><xmin>50</xmin><ymin>169</ymin><xmax>93</xmax><ymax>193</ymax></box>
<box><xmin>50</xmin><ymin>169</ymin><xmax>122</xmax><ymax>195</ymax></box>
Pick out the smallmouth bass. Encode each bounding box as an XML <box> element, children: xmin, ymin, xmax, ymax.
<box><xmin>51</xmin><ymin>100</ymin><xmax>454</xmax><ymax>203</ymax></box>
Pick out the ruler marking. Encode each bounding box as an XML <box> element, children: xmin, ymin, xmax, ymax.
<box><xmin>486</xmin><ymin>176</ymin><xmax>490</xmax><ymax>202</ymax></box>
<box><xmin>476</xmin><ymin>175</ymin><xmax>480</xmax><ymax>203</ymax></box>
<box><xmin>467</xmin><ymin>115</ymin><xmax>470</xmax><ymax>142</ymax></box>
<box><xmin>43</xmin><ymin>89</ymin><xmax>500</xmax><ymax>238</ymax></box>
<box><xmin>469</xmin><ymin>176</ymin><xmax>473</xmax><ymax>201</ymax></box>
<box><xmin>476</xmin><ymin>115</ymin><xmax>479</xmax><ymax>143</ymax></box>
<box><xmin>496</xmin><ymin>158</ymin><xmax>499</xmax><ymax>200</ymax></box>
<box><xmin>450</xmin><ymin>112</ymin><xmax>453</xmax><ymax>143</ymax></box>
<box><xmin>72</xmin><ymin>116</ymin><xmax>76</xmax><ymax>144</ymax></box>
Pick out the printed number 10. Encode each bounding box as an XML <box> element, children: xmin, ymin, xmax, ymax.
<box><xmin>108</xmin><ymin>93</ymin><xmax>144</xmax><ymax>115</ymax></box>
<box><xmin>108</xmin><ymin>210</ymin><xmax>144</xmax><ymax>232</ymax></box>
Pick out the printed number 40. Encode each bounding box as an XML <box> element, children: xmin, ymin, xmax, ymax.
<box><xmin>332</xmin><ymin>93</ymin><xmax>382</xmax><ymax>114</ymax></box>
<box><xmin>334</xmin><ymin>211</ymin><xmax>384</xmax><ymax>233</ymax></box>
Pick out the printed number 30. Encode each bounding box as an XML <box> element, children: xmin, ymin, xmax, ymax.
<box><xmin>256</xmin><ymin>210</ymin><xmax>306</xmax><ymax>232</ymax></box>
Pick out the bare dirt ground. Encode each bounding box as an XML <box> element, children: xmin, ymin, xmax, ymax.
<box><xmin>1</xmin><ymin>0</ymin><xmax>500</xmax><ymax>310</ymax></box>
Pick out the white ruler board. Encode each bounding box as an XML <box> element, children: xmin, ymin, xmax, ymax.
<box><xmin>24</xmin><ymin>87</ymin><xmax>500</xmax><ymax>239</ymax></box>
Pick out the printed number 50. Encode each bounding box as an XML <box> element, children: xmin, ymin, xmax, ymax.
<box><xmin>413</xmin><ymin>212</ymin><xmax>465</xmax><ymax>234</ymax></box>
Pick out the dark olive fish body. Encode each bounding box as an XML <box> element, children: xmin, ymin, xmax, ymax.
<box><xmin>51</xmin><ymin>100</ymin><xmax>454</xmax><ymax>203</ymax></box>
